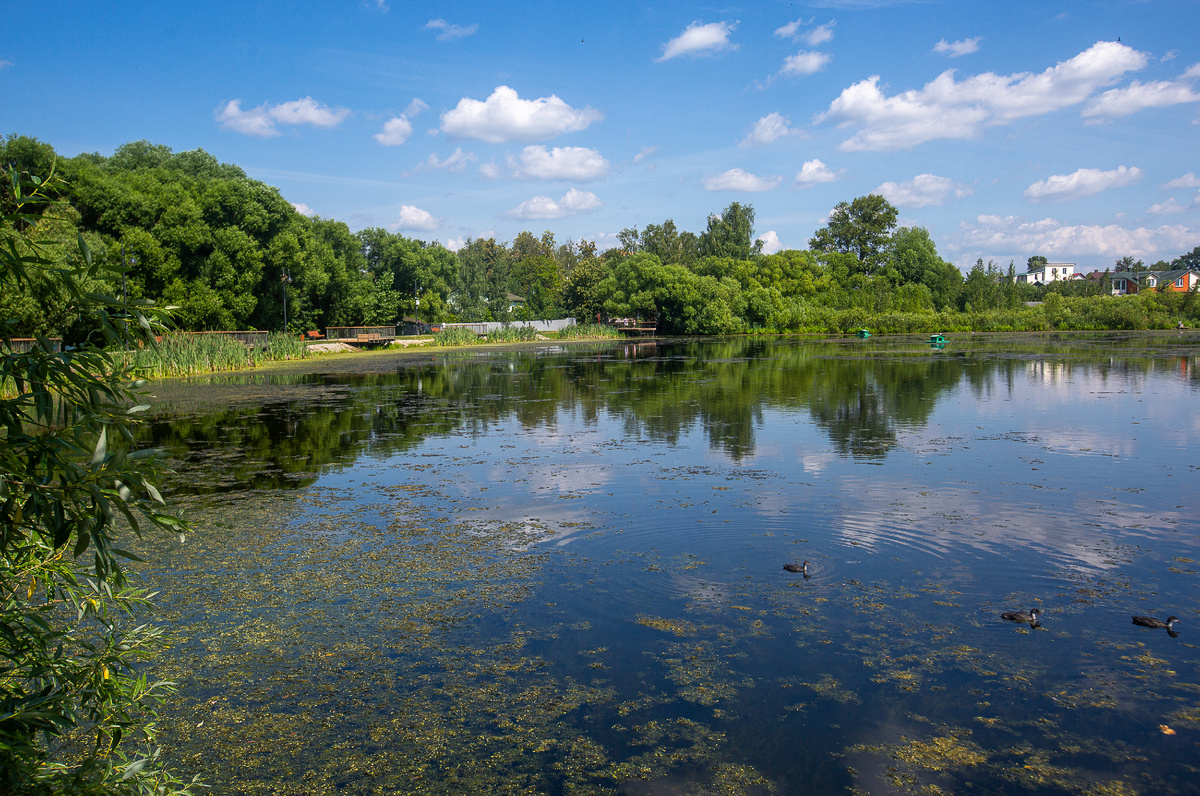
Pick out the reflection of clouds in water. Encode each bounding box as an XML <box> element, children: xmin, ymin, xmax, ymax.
<box><xmin>828</xmin><ymin>479</ymin><xmax>1190</xmax><ymax>573</ymax></box>
<box><xmin>1034</xmin><ymin>429</ymin><xmax>1133</xmax><ymax>458</ymax></box>
<box><xmin>800</xmin><ymin>450</ymin><xmax>836</xmax><ymax>474</ymax></box>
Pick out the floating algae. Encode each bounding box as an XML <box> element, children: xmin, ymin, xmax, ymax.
<box><xmin>123</xmin><ymin>336</ymin><xmax>1200</xmax><ymax>794</ymax></box>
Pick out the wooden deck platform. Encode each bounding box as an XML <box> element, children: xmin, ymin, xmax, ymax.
<box><xmin>323</xmin><ymin>326</ymin><xmax>398</xmax><ymax>346</ymax></box>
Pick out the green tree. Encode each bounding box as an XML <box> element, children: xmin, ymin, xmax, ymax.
<box><xmin>808</xmin><ymin>194</ymin><xmax>898</xmax><ymax>276</ymax></box>
<box><xmin>699</xmin><ymin>202</ymin><xmax>760</xmax><ymax>261</ymax></box>
<box><xmin>642</xmin><ymin>219</ymin><xmax>699</xmax><ymax>267</ymax></box>
<box><xmin>1</xmin><ymin>168</ymin><xmax>199</xmax><ymax>794</ymax></box>
<box><xmin>960</xmin><ymin>258</ymin><xmax>1000</xmax><ymax>311</ymax></box>
<box><xmin>1171</xmin><ymin>245</ymin><xmax>1200</xmax><ymax>270</ymax></box>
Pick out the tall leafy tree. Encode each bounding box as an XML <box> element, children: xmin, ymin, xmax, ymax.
<box><xmin>1170</xmin><ymin>246</ymin><xmax>1200</xmax><ymax>270</ymax></box>
<box><xmin>699</xmin><ymin>202</ymin><xmax>760</xmax><ymax>260</ymax></box>
<box><xmin>808</xmin><ymin>194</ymin><xmax>898</xmax><ymax>276</ymax></box>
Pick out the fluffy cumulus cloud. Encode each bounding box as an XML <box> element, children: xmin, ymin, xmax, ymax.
<box><xmin>793</xmin><ymin>159</ymin><xmax>842</xmax><ymax>188</ymax></box>
<box><xmin>440</xmin><ymin>86</ymin><xmax>603</xmax><ymax>144</ymax></box>
<box><xmin>375</xmin><ymin>117</ymin><xmax>413</xmax><ymax>147</ymax></box>
<box><xmin>375</xmin><ymin>99</ymin><xmax>428</xmax><ymax>146</ymax></box>
<box><xmin>292</xmin><ymin>203</ymin><xmax>317</xmax><ymax>217</ymax></box>
<box><xmin>739</xmin><ymin>113</ymin><xmax>796</xmax><ymax>147</ymax></box>
<box><xmin>424</xmin><ymin>19</ymin><xmax>478</xmax><ymax>40</ymax></box>
<box><xmin>656</xmin><ymin>20</ymin><xmax>738</xmax><ymax>62</ymax></box>
<box><xmin>1082</xmin><ymin>66</ymin><xmax>1200</xmax><ymax>120</ymax></box>
<box><xmin>781</xmin><ymin>51</ymin><xmax>831</xmax><ymax>77</ymax></box>
<box><xmin>817</xmin><ymin>41</ymin><xmax>1148</xmax><ymax>151</ymax></box>
<box><xmin>405</xmin><ymin>148</ymin><xmax>477</xmax><ymax>175</ymax></box>
<box><xmin>957</xmin><ymin>214</ymin><xmax>1196</xmax><ymax>259</ymax></box>
<box><xmin>757</xmin><ymin>230</ymin><xmax>784</xmax><ymax>254</ymax></box>
<box><xmin>216</xmin><ymin>97</ymin><xmax>350</xmax><ymax>138</ymax></box>
<box><xmin>702</xmin><ymin>169</ymin><xmax>781</xmax><ymax>192</ymax></box>
<box><xmin>1024</xmin><ymin>165</ymin><xmax>1143</xmax><ymax>203</ymax></box>
<box><xmin>933</xmin><ymin>37</ymin><xmax>981</xmax><ymax>57</ymax></box>
<box><xmin>390</xmin><ymin>205</ymin><xmax>440</xmax><ymax>232</ymax></box>
<box><xmin>506</xmin><ymin>188</ymin><xmax>602</xmax><ymax>219</ymax></box>
<box><xmin>1148</xmin><ymin>198</ymin><xmax>1188</xmax><ymax>215</ymax></box>
<box><xmin>875</xmin><ymin>173</ymin><xmax>972</xmax><ymax>208</ymax></box>
<box><xmin>510</xmin><ymin>146</ymin><xmax>610</xmax><ymax>180</ymax></box>
<box><xmin>1163</xmin><ymin>172</ymin><xmax>1200</xmax><ymax>189</ymax></box>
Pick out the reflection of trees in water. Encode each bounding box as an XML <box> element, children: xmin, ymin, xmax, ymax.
<box><xmin>145</xmin><ymin>338</ymin><xmax>1174</xmax><ymax>491</ymax></box>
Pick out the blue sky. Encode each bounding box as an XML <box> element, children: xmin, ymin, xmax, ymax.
<box><xmin>4</xmin><ymin>0</ymin><xmax>1199</xmax><ymax>271</ymax></box>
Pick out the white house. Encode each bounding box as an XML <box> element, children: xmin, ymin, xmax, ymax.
<box><xmin>1016</xmin><ymin>262</ymin><xmax>1076</xmax><ymax>284</ymax></box>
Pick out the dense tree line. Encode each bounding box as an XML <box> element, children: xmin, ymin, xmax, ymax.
<box><xmin>4</xmin><ymin>135</ymin><xmax>1199</xmax><ymax>341</ymax></box>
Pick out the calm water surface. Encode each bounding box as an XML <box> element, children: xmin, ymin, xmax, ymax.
<box><xmin>136</xmin><ymin>334</ymin><xmax>1200</xmax><ymax>795</ymax></box>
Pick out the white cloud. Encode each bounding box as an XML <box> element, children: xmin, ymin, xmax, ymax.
<box><xmin>374</xmin><ymin>100</ymin><xmax>429</xmax><ymax>146</ymax></box>
<box><xmin>632</xmin><ymin>146</ymin><xmax>658</xmax><ymax>164</ymax></box>
<box><xmin>374</xmin><ymin>116</ymin><xmax>413</xmax><ymax>146</ymax></box>
<box><xmin>805</xmin><ymin>22</ymin><xmax>836</xmax><ymax>47</ymax></box>
<box><xmin>216</xmin><ymin>97</ymin><xmax>351</xmax><ymax>138</ymax></box>
<box><xmin>793</xmin><ymin>159</ymin><xmax>842</xmax><ymax>188</ymax></box>
<box><xmin>440</xmin><ymin>86</ymin><xmax>603</xmax><ymax>143</ymax></box>
<box><xmin>510</xmin><ymin>145</ymin><xmax>609</xmax><ymax>180</ymax></box>
<box><xmin>444</xmin><ymin>237</ymin><xmax>468</xmax><ymax>252</ymax></box>
<box><xmin>774</xmin><ymin>19</ymin><xmax>835</xmax><ymax>47</ymax></box>
<box><xmin>702</xmin><ymin>168</ymin><xmax>781</xmax><ymax>192</ymax></box>
<box><xmin>656</xmin><ymin>20</ymin><xmax>738</xmax><ymax>62</ymax></box>
<box><xmin>0</xmin><ymin>59</ymin><xmax>12</xmax><ymax>69</ymax></box>
<box><xmin>876</xmin><ymin>173</ymin><xmax>972</xmax><ymax>208</ymax></box>
<box><xmin>781</xmin><ymin>50</ymin><xmax>831</xmax><ymax>77</ymax></box>
<box><xmin>817</xmin><ymin>41</ymin><xmax>1148</xmax><ymax>151</ymax></box>
<box><xmin>957</xmin><ymin>214</ymin><xmax>1195</xmax><ymax>259</ymax></box>
<box><xmin>757</xmin><ymin>230</ymin><xmax>784</xmax><ymax>254</ymax></box>
<box><xmin>1083</xmin><ymin>73</ymin><xmax>1200</xmax><ymax>120</ymax></box>
<box><xmin>933</xmin><ymin>37</ymin><xmax>981</xmax><ymax>57</ymax></box>
<box><xmin>292</xmin><ymin>202</ymin><xmax>317</xmax><ymax>217</ymax></box>
<box><xmin>1148</xmin><ymin>198</ymin><xmax>1188</xmax><ymax>215</ymax></box>
<box><xmin>391</xmin><ymin>205</ymin><xmax>441</xmax><ymax>232</ymax></box>
<box><xmin>739</xmin><ymin>113</ymin><xmax>796</xmax><ymax>147</ymax></box>
<box><xmin>1024</xmin><ymin>165</ymin><xmax>1143</xmax><ymax>203</ymax></box>
<box><xmin>1163</xmin><ymin>172</ymin><xmax>1200</xmax><ymax>189</ymax></box>
<box><xmin>506</xmin><ymin>188</ymin><xmax>603</xmax><ymax>220</ymax></box>
<box><xmin>479</xmin><ymin>161</ymin><xmax>501</xmax><ymax>179</ymax></box>
<box><xmin>424</xmin><ymin>19</ymin><xmax>478</xmax><ymax>40</ymax></box>
<box><xmin>406</xmin><ymin>147</ymin><xmax>476</xmax><ymax>175</ymax></box>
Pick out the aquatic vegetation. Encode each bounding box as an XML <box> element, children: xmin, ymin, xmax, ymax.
<box><xmin>121</xmin><ymin>334</ymin><xmax>1200</xmax><ymax>794</ymax></box>
<box><xmin>432</xmin><ymin>326</ymin><xmax>481</xmax><ymax>346</ymax></box>
<box><xmin>556</xmin><ymin>323</ymin><xmax>624</xmax><ymax>340</ymax></box>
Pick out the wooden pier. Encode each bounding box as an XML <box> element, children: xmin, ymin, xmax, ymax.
<box><xmin>323</xmin><ymin>326</ymin><xmax>398</xmax><ymax>347</ymax></box>
<box><xmin>612</xmin><ymin>323</ymin><xmax>657</xmax><ymax>337</ymax></box>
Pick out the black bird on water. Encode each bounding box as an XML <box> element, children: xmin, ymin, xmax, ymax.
<box><xmin>783</xmin><ymin>560</ymin><xmax>809</xmax><ymax>576</ymax></box>
<box><xmin>1132</xmin><ymin>615</ymin><xmax>1179</xmax><ymax>630</ymax></box>
<box><xmin>1001</xmin><ymin>608</ymin><xmax>1042</xmax><ymax>625</ymax></box>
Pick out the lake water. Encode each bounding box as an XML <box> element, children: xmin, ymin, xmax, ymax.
<box><xmin>136</xmin><ymin>333</ymin><xmax>1200</xmax><ymax>795</ymax></box>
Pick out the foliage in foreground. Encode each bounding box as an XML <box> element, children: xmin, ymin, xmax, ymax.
<box><xmin>1</xmin><ymin>167</ymin><xmax>200</xmax><ymax>794</ymax></box>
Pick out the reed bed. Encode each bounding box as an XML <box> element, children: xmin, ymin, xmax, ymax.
<box><xmin>486</xmin><ymin>326</ymin><xmax>540</xmax><ymax>342</ymax></box>
<box><xmin>556</xmin><ymin>323</ymin><xmax>623</xmax><ymax>339</ymax></box>
<box><xmin>432</xmin><ymin>327</ymin><xmax>482</xmax><ymax>346</ymax></box>
<box><xmin>122</xmin><ymin>332</ymin><xmax>308</xmax><ymax>378</ymax></box>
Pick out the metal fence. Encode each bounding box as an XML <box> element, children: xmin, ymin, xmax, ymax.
<box><xmin>441</xmin><ymin>318</ymin><xmax>577</xmax><ymax>336</ymax></box>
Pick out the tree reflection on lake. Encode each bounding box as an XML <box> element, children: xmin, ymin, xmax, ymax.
<box><xmin>139</xmin><ymin>333</ymin><xmax>1200</xmax><ymax>795</ymax></box>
